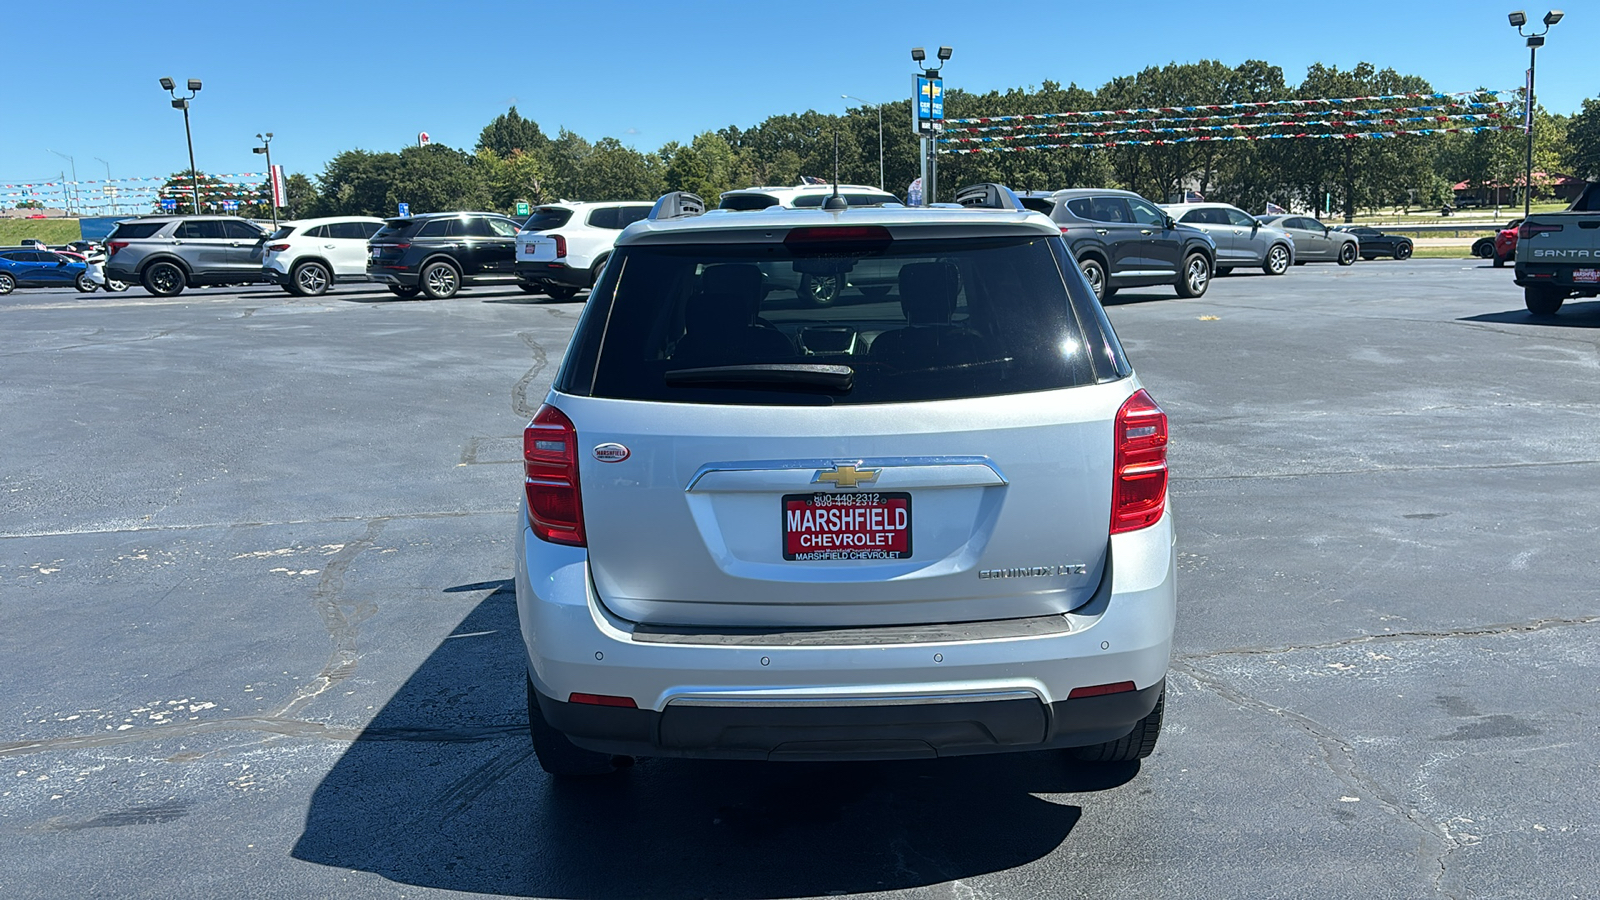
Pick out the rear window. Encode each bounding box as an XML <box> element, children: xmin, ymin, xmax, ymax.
<box><xmin>267</xmin><ymin>225</ymin><xmax>296</xmax><ymax>240</ymax></box>
<box><xmin>1019</xmin><ymin>197</ymin><xmax>1055</xmax><ymax>214</ymax></box>
<box><xmin>791</xmin><ymin>193</ymin><xmax>897</xmax><ymax>208</ymax></box>
<box><xmin>521</xmin><ymin>207</ymin><xmax>573</xmax><ymax>232</ymax></box>
<box><xmin>372</xmin><ymin>220</ymin><xmax>415</xmax><ymax>242</ymax></box>
<box><xmin>719</xmin><ymin>193</ymin><xmax>780</xmax><ymax>211</ymax></box>
<box><xmin>559</xmin><ymin>233</ymin><xmax>1126</xmax><ymax>406</ymax></box>
<box><xmin>107</xmin><ymin>221</ymin><xmax>164</xmax><ymax>240</ymax></box>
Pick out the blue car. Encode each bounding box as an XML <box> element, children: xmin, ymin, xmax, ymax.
<box><xmin>0</xmin><ymin>248</ymin><xmax>92</xmax><ymax>294</ymax></box>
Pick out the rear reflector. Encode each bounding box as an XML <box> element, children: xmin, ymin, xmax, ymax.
<box><xmin>1069</xmin><ymin>681</ymin><xmax>1137</xmax><ymax>700</ymax></box>
<box><xmin>1111</xmin><ymin>389</ymin><xmax>1169</xmax><ymax>534</ymax></box>
<box><xmin>524</xmin><ymin>404</ymin><xmax>586</xmax><ymax>546</ymax></box>
<box><xmin>569</xmin><ymin>693</ymin><xmax>637</xmax><ymax>708</ymax></box>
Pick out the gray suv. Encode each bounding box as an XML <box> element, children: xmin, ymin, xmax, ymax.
<box><xmin>1160</xmin><ymin>203</ymin><xmax>1296</xmax><ymax>276</ymax></box>
<box><xmin>103</xmin><ymin>216</ymin><xmax>268</xmax><ymax>297</ymax></box>
<box><xmin>1020</xmin><ymin>189</ymin><xmax>1216</xmax><ymax>301</ymax></box>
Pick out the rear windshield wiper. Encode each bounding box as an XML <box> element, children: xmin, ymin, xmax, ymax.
<box><xmin>664</xmin><ymin>363</ymin><xmax>854</xmax><ymax>391</ymax></box>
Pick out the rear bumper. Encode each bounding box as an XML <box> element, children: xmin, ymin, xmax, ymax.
<box><xmin>534</xmin><ymin>679</ymin><xmax>1164</xmax><ymax>761</ymax></box>
<box><xmin>514</xmin><ymin>508</ymin><xmax>1177</xmax><ymax>760</ymax></box>
<box><xmin>516</xmin><ymin>260</ymin><xmax>586</xmax><ymax>287</ymax></box>
<box><xmin>1515</xmin><ymin>264</ymin><xmax>1600</xmax><ymax>293</ymax></box>
<box><xmin>368</xmin><ymin>267</ymin><xmax>418</xmax><ymax>288</ymax></box>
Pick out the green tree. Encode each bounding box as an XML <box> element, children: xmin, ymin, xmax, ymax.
<box><xmin>387</xmin><ymin>143</ymin><xmax>489</xmax><ymax>213</ymax></box>
<box><xmin>542</xmin><ymin>129</ymin><xmax>594</xmax><ymax>200</ymax></box>
<box><xmin>1569</xmin><ymin>99</ymin><xmax>1600</xmax><ymax>180</ymax></box>
<box><xmin>664</xmin><ymin>131</ymin><xmax>741</xmax><ymax>201</ymax></box>
<box><xmin>311</xmin><ymin>149</ymin><xmax>401</xmax><ymax>217</ymax></box>
<box><xmin>477</xmin><ymin>106</ymin><xmax>550</xmax><ymax>158</ymax></box>
<box><xmin>480</xmin><ymin>148</ymin><xmax>549</xmax><ymax>211</ymax></box>
<box><xmin>572</xmin><ymin>138</ymin><xmax>664</xmax><ymax>200</ymax></box>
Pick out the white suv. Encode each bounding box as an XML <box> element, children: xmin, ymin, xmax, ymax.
<box><xmin>262</xmin><ymin>216</ymin><xmax>386</xmax><ymax>296</ymax></box>
<box><xmin>515</xmin><ymin>188</ymin><xmax>1177</xmax><ymax>775</ymax></box>
<box><xmin>718</xmin><ymin>182</ymin><xmax>900</xmax><ymax>211</ymax></box>
<box><xmin>515</xmin><ymin>201</ymin><xmax>653</xmax><ymax>300</ymax></box>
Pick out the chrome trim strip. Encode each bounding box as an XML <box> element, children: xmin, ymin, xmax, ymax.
<box><xmin>684</xmin><ymin>456</ymin><xmax>1008</xmax><ymax>492</ymax></box>
<box><xmin>667</xmin><ymin>689</ymin><xmax>1039</xmax><ymax>708</ymax></box>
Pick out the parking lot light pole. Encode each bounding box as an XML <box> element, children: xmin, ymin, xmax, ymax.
<box><xmin>911</xmin><ymin>46</ymin><xmax>952</xmax><ymax>204</ymax></box>
<box><xmin>94</xmin><ymin>157</ymin><xmax>112</xmax><ymax>213</ymax></box>
<box><xmin>161</xmin><ymin>77</ymin><xmax>204</xmax><ymax>215</ymax></box>
<box><xmin>47</xmin><ymin>150</ymin><xmax>77</xmax><ymax>215</ymax></box>
<box><xmin>253</xmin><ymin>133</ymin><xmax>277</xmax><ymax>228</ymax></box>
<box><xmin>1509</xmin><ymin>10</ymin><xmax>1562</xmax><ymax>218</ymax></box>
<box><xmin>841</xmin><ymin>95</ymin><xmax>885</xmax><ymax>191</ymax></box>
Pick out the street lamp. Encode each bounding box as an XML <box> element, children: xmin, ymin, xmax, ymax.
<box><xmin>911</xmin><ymin>45</ymin><xmax>952</xmax><ymax>204</ymax></box>
<box><xmin>160</xmin><ymin>76</ymin><xmax>204</xmax><ymax>215</ymax></box>
<box><xmin>842</xmin><ymin>95</ymin><xmax>884</xmax><ymax>190</ymax></box>
<box><xmin>1509</xmin><ymin>10</ymin><xmax>1562</xmax><ymax>218</ymax></box>
<box><xmin>47</xmin><ymin>150</ymin><xmax>77</xmax><ymax>215</ymax></box>
<box><xmin>94</xmin><ymin>158</ymin><xmax>112</xmax><ymax>214</ymax></box>
<box><xmin>252</xmin><ymin>132</ymin><xmax>277</xmax><ymax>227</ymax></box>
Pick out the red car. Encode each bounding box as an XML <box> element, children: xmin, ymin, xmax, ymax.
<box><xmin>1493</xmin><ymin>219</ymin><xmax>1522</xmax><ymax>267</ymax></box>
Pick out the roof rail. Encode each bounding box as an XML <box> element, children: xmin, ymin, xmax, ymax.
<box><xmin>953</xmin><ymin>183</ymin><xmax>1025</xmax><ymax>211</ymax></box>
<box><xmin>648</xmin><ymin>191</ymin><xmax>706</xmax><ymax>220</ymax></box>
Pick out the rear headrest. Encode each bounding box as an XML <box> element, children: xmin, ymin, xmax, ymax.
<box><xmin>897</xmin><ymin>262</ymin><xmax>960</xmax><ymax>325</ymax></box>
<box><xmin>700</xmin><ymin>264</ymin><xmax>763</xmax><ymax>305</ymax></box>
<box><xmin>685</xmin><ymin>291</ymin><xmax>745</xmax><ymax>335</ymax></box>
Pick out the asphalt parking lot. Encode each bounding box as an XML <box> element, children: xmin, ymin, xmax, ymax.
<box><xmin>3</xmin><ymin>261</ymin><xmax>1598</xmax><ymax>899</ymax></box>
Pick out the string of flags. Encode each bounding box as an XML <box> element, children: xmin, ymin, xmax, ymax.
<box><xmin>940</xmin><ymin>124</ymin><xmax>1523</xmax><ymax>156</ymax></box>
<box><xmin>942</xmin><ymin>111</ymin><xmax>1510</xmax><ymax>146</ymax></box>
<box><xmin>942</xmin><ymin>89</ymin><xmax>1514</xmax><ymax>126</ymax></box>
<box><xmin>943</xmin><ymin>101</ymin><xmax>1511</xmax><ymax>134</ymax></box>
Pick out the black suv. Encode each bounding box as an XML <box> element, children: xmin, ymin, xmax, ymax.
<box><xmin>1016</xmin><ymin>189</ymin><xmax>1216</xmax><ymax>300</ymax></box>
<box><xmin>367</xmin><ymin>212</ymin><xmax>523</xmax><ymax>299</ymax></box>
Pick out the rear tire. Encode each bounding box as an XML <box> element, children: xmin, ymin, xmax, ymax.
<box><xmin>1493</xmin><ymin>253</ymin><xmax>1508</xmax><ymax>268</ymax></box>
<box><xmin>859</xmin><ymin>285</ymin><xmax>892</xmax><ymax>298</ymax></box>
<box><xmin>1263</xmin><ymin>244</ymin><xmax>1291</xmax><ymax>275</ymax></box>
<box><xmin>142</xmin><ymin>261</ymin><xmax>186</xmax><ymax>297</ymax></box>
<box><xmin>527</xmin><ymin>676</ymin><xmax>619</xmax><ymax>777</ymax></box>
<box><xmin>1524</xmin><ymin>286</ymin><xmax>1565</xmax><ymax>316</ymax></box>
<box><xmin>387</xmin><ymin>284</ymin><xmax>421</xmax><ymax>299</ymax></box>
<box><xmin>517</xmin><ymin>282</ymin><xmax>542</xmax><ymax>294</ymax></box>
<box><xmin>420</xmin><ymin>261</ymin><xmax>460</xmax><ymax>300</ymax></box>
<box><xmin>800</xmin><ymin>273</ymin><xmax>842</xmax><ymax>307</ymax></box>
<box><xmin>291</xmin><ymin>261</ymin><xmax>331</xmax><ymax>297</ymax></box>
<box><xmin>1078</xmin><ymin>257</ymin><xmax>1108</xmax><ymax>301</ymax></box>
<box><xmin>1337</xmin><ymin>243</ymin><xmax>1357</xmax><ymax>266</ymax></box>
<box><xmin>1175</xmin><ymin>253</ymin><xmax>1211</xmax><ymax>298</ymax></box>
<box><xmin>544</xmin><ymin>285</ymin><xmax>580</xmax><ymax>301</ymax></box>
<box><xmin>590</xmin><ymin>256</ymin><xmax>609</xmax><ymax>288</ymax></box>
<box><xmin>1068</xmin><ymin>688</ymin><xmax>1164</xmax><ymax>763</ymax></box>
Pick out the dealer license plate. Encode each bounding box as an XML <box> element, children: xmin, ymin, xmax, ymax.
<box><xmin>783</xmin><ymin>492</ymin><xmax>911</xmax><ymax>561</ymax></box>
<box><xmin>1573</xmin><ymin>268</ymin><xmax>1600</xmax><ymax>284</ymax></box>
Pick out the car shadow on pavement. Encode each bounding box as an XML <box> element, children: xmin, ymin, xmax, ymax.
<box><xmin>1459</xmin><ymin>298</ymin><xmax>1600</xmax><ymax>328</ymax></box>
<box><xmin>291</xmin><ymin>581</ymin><xmax>1135</xmax><ymax>898</ymax></box>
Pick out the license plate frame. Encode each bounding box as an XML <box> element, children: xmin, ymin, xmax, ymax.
<box><xmin>1573</xmin><ymin>268</ymin><xmax>1600</xmax><ymax>284</ymax></box>
<box><xmin>782</xmin><ymin>492</ymin><xmax>912</xmax><ymax>561</ymax></box>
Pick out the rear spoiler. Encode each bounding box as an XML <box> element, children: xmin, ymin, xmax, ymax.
<box><xmin>649</xmin><ymin>192</ymin><xmax>706</xmax><ymax>220</ymax></box>
<box><xmin>953</xmin><ymin>183</ymin><xmax>1026</xmax><ymax>211</ymax></box>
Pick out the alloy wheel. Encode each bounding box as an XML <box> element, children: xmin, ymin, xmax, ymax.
<box><xmin>295</xmin><ymin>263</ymin><xmax>329</xmax><ymax>296</ymax></box>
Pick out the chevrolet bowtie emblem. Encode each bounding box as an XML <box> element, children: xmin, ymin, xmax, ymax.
<box><xmin>813</xmin><ymin>464</ymin><xmax>881</xmax><ymax>489</ymax></box>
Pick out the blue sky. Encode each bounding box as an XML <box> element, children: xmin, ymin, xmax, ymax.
<box><xmin>4</xmin><ymin>0</ymin><xmax>1592</xmax><ymax>193</ymax></box>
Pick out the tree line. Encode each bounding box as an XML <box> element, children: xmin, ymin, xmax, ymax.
<box><xmin>177</xmin><ymin>59</ymin><xmax>1600</xmax><ymax>224</ymax></box>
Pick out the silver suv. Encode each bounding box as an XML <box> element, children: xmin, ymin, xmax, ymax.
<box><xmin>516</xmin><ymin>188</ymin><xmax>1177</xmax><ymax>776</ymax></box>
<box><xmin>103</xmin><ymin>216</ymin><xmax>268</xmax><ymax>297</ymax></box>
<box><xmin>1160</xmin><ymin>202</ymin><xmax>1296</xmax><ymax>276</ymax></box>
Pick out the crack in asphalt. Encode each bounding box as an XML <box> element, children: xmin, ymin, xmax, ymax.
<box><xmin>511</xmin><ymin>330</ymin><xmax>548</xmax><ymax>419</ymax></box>
<box><xmin>0</xmin><ymin>508</ymin><xmax>518</xmax><ymax>540</ymax></box>
<box><xmin>0</xmin><ymin>716</ymin><xmax>525</xmax><ymax>759</ymax></box>
<box><xmin>1176</xmin><ymin>458</ymin><xmax>1600</xmax><ymax>481</ymax></box>
<box><xmin>271</xmin><ymin>519</ymin><xmax>385</xmax><ymax>720</ymax></box>
<box><xmin>1172</xmin><ymin>660</ymin><xmax>1460</xmax><ymax>898</ymax></box>
<box><xmin>1179</xmin><ymin>613</ymin><xmax>1600</xmax><ymax>661</ymax></box>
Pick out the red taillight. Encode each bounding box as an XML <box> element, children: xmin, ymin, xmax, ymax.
<box><xmin>267</xmin><ymin>243</ymin><xmax>290</xmax><ymax>252</ymax></box>
<box><xmin>1111</xmin><ymin>389</ymin><xmax>1168</xmax><ymax>535</ymax></box>
<box><xmin>553</xmin><ymin>234</ymin><xmax>567</xmax><ymax>258</ymax></box>
<box><xmin>107</xmin><ymin>241</ymin><xmax>129</xmax><ymax>256</ymax></box>
<box><xmin>1069</xmin><ymin>681</ymin><xmax>1137</xmax><ymax>700</ymax></box>
<box><xmin>524</xmin><ymin>404</ymin><xmax>585</xmax><ymax>546</ymax></box>
<box><xmin>569</xmin><ymin>692</ymin><xmax>636</xmax><ymax>708</ymax></box>
<box><xmin>1519</xmin><ymin>221</ymin><xmax>1563</xmax><ymax>239</ymax></box>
